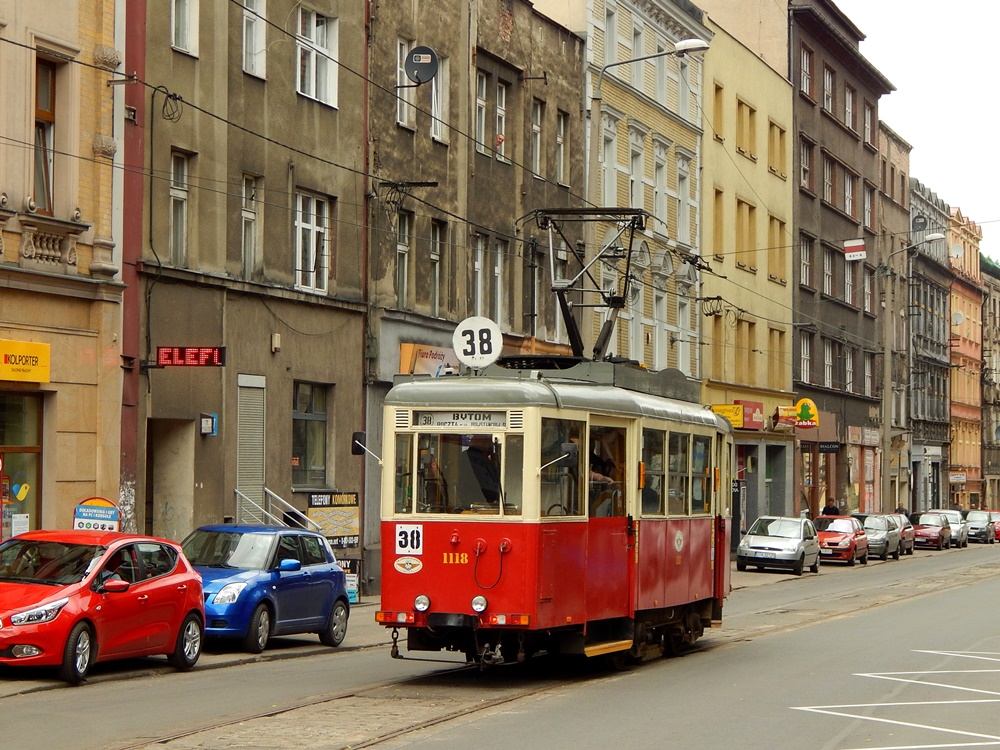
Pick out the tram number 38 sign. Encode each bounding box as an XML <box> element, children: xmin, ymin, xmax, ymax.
<box><xmin>452</xmin><ymin>316</ymin><xmax>502</xmax><ymax>369</ymax></box>
<box><xmin>395</xmin><ymin>524</ymin><xmax>423</xmax><ymax>555</ymax></box>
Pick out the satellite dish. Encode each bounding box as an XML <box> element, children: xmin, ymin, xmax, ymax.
<box><xmin>950</xmin><ymin>244</ymin><xmax>963</xmax><ymax>259</ymax></box>
<box><xmin>404</xmin><ymin>46</ymin><xmax>439</xmax><ymax>85</ymax></box>
<box><xmin>912</xmin><ymin>214</ymin><xmax>928</xmax><ymax>231</ymax></box>
<box><xmin>951</xmin><ymin>311</ymin><xmax>965</xmax><ymax>326</ymax></box>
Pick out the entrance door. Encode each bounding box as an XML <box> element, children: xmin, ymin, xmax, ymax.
<box><xmin>585</xmin><ymin>420</ymin><xmax>633</xmax><ymax>620</ymax></box>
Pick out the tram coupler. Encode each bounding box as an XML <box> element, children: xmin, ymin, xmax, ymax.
<box><xmin>480</xmin><ymin>643</ymin><xmax>504</xmax><ymax>667</ymax></box>
<box><xmin>390</xmin><ymin>628</ymin><xmax>401</xmax><ymax>658</ymax></box>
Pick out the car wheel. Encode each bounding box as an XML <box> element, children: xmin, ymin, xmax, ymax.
<box><xmin>860</xmin><ymin>549</ymin><xmax>868</xmax><ymax>565</ymax></box>
<box><xmin>320</xmin><ymin>600</ymin><xmax>349</xmax><ymax>647</ymax></box>
<box><xmin>736</xmin><ymin>559</ymin><xmax>747</xmax><ymax>572</ymax></box>
<box><xmin>906</xmin><ymin>542</ymin><xmax>914</xmax><ymax>555</ymax></box>
<box><xmin>58</xmin><ymin>621</ymin><xmax>94</xmax><ymax>685</ymax></box>
<box><xmin>880</xmin><ymin>546</ymin><xmax>888</xmax><ymax>561</ymax></box>
<box><xmin>168</xmin><ymin>612</ymin><xmax>203</xmax><ymax>670</ymax></box>
<box><xmin>792</xmin><ymin>554</ymin><xmax>804</xmax><ymax>576</ymax></box>
<box><xmin>809</xmin><ymin>554</ymin><xmax>819</xmax><ymax>574</ymax></box>
<box><xmin>847</xmin><ymin>549</ymin><xmax>856</xmax><ymax>566</ymax></box>
<box><xmin>243</xmin><ymin>603</ymin><xmax>271</xmax><ymax>654</ymax></box>
<box><xmin>991</xmin><ymin>535</ymin><xmax>996</xmax><ymax>545</ymax></box>
<box><xmin>892</xmin><ymin>543</ymin><xmax>901</xmax><ymax>560</ymax></box>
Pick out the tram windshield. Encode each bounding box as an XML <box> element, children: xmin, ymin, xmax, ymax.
<box><xmin>394</xmin><ymin>432</ymin><xmax>523</xmax><ymax>515</ymax></box>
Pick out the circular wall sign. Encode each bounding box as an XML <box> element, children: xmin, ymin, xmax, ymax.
<box><xmin>453</xmin><ymin>317</ymin><xmax>502</xmax><ymax>369</ymax></box>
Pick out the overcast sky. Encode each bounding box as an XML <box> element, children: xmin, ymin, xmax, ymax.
<box><xmin>833</xmin><ymin>0</ymin><xmax>999</xmax><ymax>259</ymax></box>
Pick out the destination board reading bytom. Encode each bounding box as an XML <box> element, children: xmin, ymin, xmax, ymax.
<box><xmin>414</xmin><ymin>411</ymin><xmax>507</xmax><ymax>428</ymax></box>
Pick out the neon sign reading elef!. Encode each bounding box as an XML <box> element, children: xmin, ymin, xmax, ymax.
<box><xmin>156</xmin><ymin>346</ymin><xmax>227</xmax><ymax>366</ymax></box>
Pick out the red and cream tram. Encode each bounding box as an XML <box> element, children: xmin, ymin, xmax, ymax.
<box><xmin>373</xmin><ymin>356</ymin><xmax>733</xmax><ymax>666</ymax></box>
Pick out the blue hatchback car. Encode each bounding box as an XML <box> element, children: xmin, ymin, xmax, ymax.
<box><xmin>181</xmin><ymin>524</ymin><xmax>349</xmax><ymax>653</ymax></box>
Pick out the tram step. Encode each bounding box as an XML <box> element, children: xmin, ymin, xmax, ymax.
<box><xmin>583</xmin><ymin>639</ymin><xmax>634</xmax><ymax>658</ymax></box>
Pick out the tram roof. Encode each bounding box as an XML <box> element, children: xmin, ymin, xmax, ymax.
<box><xmin>387</xmin><ymin>360</ymin><xmax>731</xmax><ymax>431</ymax></box>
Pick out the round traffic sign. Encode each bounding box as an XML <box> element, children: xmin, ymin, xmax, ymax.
<box><xmin>452</xmin><ymin>317</ymin><xmax>502</xmax><ymax>369</ymax></box>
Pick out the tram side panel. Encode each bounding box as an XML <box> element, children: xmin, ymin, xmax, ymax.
<box><xmin>635</xmin><ymin>517</ymin><xmax>724</xmax><ymax>610</ymax></box>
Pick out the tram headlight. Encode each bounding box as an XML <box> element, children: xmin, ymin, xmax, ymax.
<box><xmin>471</xmin><ymin>595</ymin><xmax>488</xmax><ymax>613</ymax></box>
<box><xmin>414</xmin><ymin>594</ymin><xmax>431</xmax><ymax>612</ymax></box>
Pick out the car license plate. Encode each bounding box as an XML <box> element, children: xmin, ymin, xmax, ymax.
<box><xmin>755</xmin><ymin>551</ymin><xmax>776</xmax><ymax>558</ymax></box>
<box><xmin>820</xmin><ymin>549</ymin><xmax>833</xmax><ymax>555</ymax></box>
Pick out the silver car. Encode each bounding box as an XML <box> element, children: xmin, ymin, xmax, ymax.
<box><xmin>862</xmin><ymin>514</ymin><xmax>903</xmax><ymax>560</ymax></box>
<box><xmin>736</xmin><ymin>515</ymin><xmax>821</xmax><ymax>576</ymax></box>
<box><xmin>931</xmin><ymin>508</ymin><xmax>969</xmax><ymax>548</ymax></box>
<box><xmin>962</xmin><ymin>509</ymin><xmax>996</xmax><ymax>544</ymax></box>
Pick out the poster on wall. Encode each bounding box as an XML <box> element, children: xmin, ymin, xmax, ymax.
<box><xmin>73</xmin><ymin>496</ymin><xmax>121</xmax><ymax>531</ymax></box>
<box><xmin>306</xmin><ymin>492</ymin><xmax>360</xmax><ymax>548</ymax></box>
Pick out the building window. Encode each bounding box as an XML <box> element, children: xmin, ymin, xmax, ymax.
<box><xmin>242</xmin><ymin>0</ymin><xmax>266</xmax><ymax>77</ymax></box>
<box><xmin>713</xmin><ymin>83</ymin><xmax>724</xmax><ymax>136</ymax></box>
<box><xmin>493</xmin><ymin>239</ymin><xmax>507</xmax><ymax>326</ymax></box>
<box><xmin>844</xmin><ymin>258</ymin><xmax>853</xmax><ymax>303</ymax></box>
<box><xmin>629</xmin><ymin>140</ymin><xmax>643</xmax><ymax>210</ymax></box>
<box><xmin>297</xmin><ymin>8</ymin><xmax>337</xmax><ymax>105</ymax></box>
<box><xmin>169</xmin><ymin>152</ymin><xmax>189</xmax><ymax>266</ymax></box>
<box><xmin>430</xmin><ymin>57</ymin><xmax>449</xmax><ymax>141</ymax></box>
<box><xmin>864</xmin><ymin>352</ymin><xmax>874</xmax><ymax>396</ymax></box>
<box><xmin>430</xmin><ymin>220</ymin><xmax>446</xmax><ymax>317</ymax></box>
<box><xmin>241</xmin><ymin>175</ymin><xmax>259</xmax><ymax>280</ymax></box>
<box><xmin>844</xmin><ymin>173</ymin><xmax>855</xmax><ymax>217</ymax></box>
<box><xmin>294</xmin><ymin>191</ymin><xmax>329</xmax><ymax>293</ymax></box>
<box><xmin>396</xmin><ymin>38</ymin><xmax>415</xmax><ymax>126</ymax></box>
<box><xmin>824</xmin><ymin>339</ymin><xmax>833</xmax><ymax>388</ymax></box>
<box><xmin>823</xmin><ymin>67</ymin><xmax>834</xmax><ymax>112</ymax></box>
<box><xmin>800</xmin><ymin>234</ymin><xmax>812</xmax><ymax>286</ymax></box>
<box><xmin>800</xmin><ymin>46</ymin><xmax>813</xmax><ymax>96</ymax></box>
<box><xmin>654</xmin><ymin>149</ymin><xmax>668</xmax><ymax>235</ymax></box>
<box><xmin>736</xmin><ymin>198</ymin><xmax>757</xmax><ymax>268</ymax></box>
<box><xmin>601</xmin><ymin>118</ymin><xmax>617</xmax><ymax>205</ymax></box>
<box><xmin>845</xmin><ymin>347</ymin><xmax>854</xmax><ymax>393</ymax></box>
<box><xmin>864</xmin><ymin>184</ymin><xmax>873</xmax><ymax>228</ymax></box>
<box><xmin>531</xmin><ymin>99</ymin><xmax>543</xmax><ymax>176</ymax></box>
<box><xmin>632</xmin><ymin>26</ymin><xmax>644</xmax><ymax>89</ymax></box>
<box><xmin>823</xmin><ymin>246</ymin><xmax>834</xmax><ymax>295</ymax></box>
<box><xmin>678</xmin><ymin>58</ymin><xmax>691</xmax><ymax>121</ymax></box>
<box><xmin>292</xmin><ymin>382</ymin><xmax>327</xmax><ymax>487</ymax></box>
<box><xmin>396</xmin><ymin>212</ymin><xmax>411</xmax><ymax>308</ymax></box>
<box><xmin>823</xmin><ymin>156</ymin><xmax>834</xmax><ymax>203</ymax></box>
<box><xmin>736</xmin><ymin>99</ymin><xmax>756</xmax><ymax>158</ymax></box>
<box><xmin>655</xmin><ymin>42</ymin><xmax>668</xmax><ymax>101</ymax></box>
<box><xmin>800</xmin><ymin>331</ymin><xmax>811</xmax><ymax>383</ymax></box>
<box><xmin>473</xmin><ymin>234</ymin><xmax>485</xmax><ymax>316</ymax></box>
<box><xmin>0</xmin><ymin>394</ymin><xmax>43</xmax><ymax>534</ymax></box>
<box><xmin>475</xmin><ymin>72</ymin><xmax>487</xmax><ymax>153</ymax></box>
<box><xmin>495</xmin><ymin>82</ymin><xmax>508</xmax><ymax>160</ymax></box>
<box><xmin>33</xmin><ymin>58</ymin><xmax>57</xmax><ymax>215</ymax></box>
<box><xmin>864</xmin><ymin>267</ymin><xmax>873</xmax><ymax>312</ymax></box>
<box><xmin>171</xmin><ymin>0</ymin><xmax>199</xmax><ymax>55</ymax></box>
<box><xmin>800</xmin><ymin>139</ymin><xmax>813</xmax><ymax>190</ymax></box>
<box><xmin>768</xmin><ymin>121</ymin><xmax>786</xmax><ymax>176</ymax></box>
<box><xmin>604</xmin><ymin>5</ymin><xmax>617</xmax><ymax>67</ymax></box>
<box><xmin>768</xmin><ymin>216</ymin><xmax>786</xmax><ymax>281</ymax></box>
<box><xmin>677</xmin><ymin>157</ymin><xmax>691</xmax><ymax>246</ymax></box>
<box><xmin>555</xmin><ymin>111</ymin><xmax>568</xmax><ymax>184</ymax></box>
<box><xmin>864</xmin><ymin>103</ymin><xmax>874</xmax><ymax>144</ymax></box>
<box><xmin>844</xmin><ymin>85</ymin><xmax>855</xmax><ymax>130</ymax></box>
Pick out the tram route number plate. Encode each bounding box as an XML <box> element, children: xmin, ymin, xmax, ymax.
<box><xmin>395</xmin><ymin>524</ymin><xmax>424</xmax><ymax>556</ymax></box>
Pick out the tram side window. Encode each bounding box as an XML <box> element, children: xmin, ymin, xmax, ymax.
<box><xmin>503</xmin><ymin>435</ymin><xmax>524</xmax><ymax>515</ymax></box>
<box><xmin>667</xmin><ymin>432</ymin><xmax>690</xmax><ymax>515</ymax></box>
<box><xmin>642</xmin><ymin>429</ymin><xmax>665</xmax><ymax>515</ymax></box>
<box><xmin>691</xmin><ymin>435</ymin><xmax>712</xmax><ymax>514</ymax></box>
<box><xmin>394</xmin><ymin>434</ymin><xmax>414</xmax><ymax>513</ymax></box>
<box><xmin>540</xmin><ymin>418</ymin><xmax>584</xmax><ymax>517</ymax></box>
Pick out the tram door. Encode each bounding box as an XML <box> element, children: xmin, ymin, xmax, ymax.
<box><xmin>586</xmin><ymin>420</ymin><xmax>632</xmax><ymax>619</ymax></box>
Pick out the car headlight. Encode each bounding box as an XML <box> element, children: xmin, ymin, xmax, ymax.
<box><xmin>10</xmin><ymin>597</ymin><xmax>69</xmax><ymax>626</ymax></box>
<box><xmin>214</xmin><ymin>582</ymin><xmax>248</xmax><ymax>605</ymax></box>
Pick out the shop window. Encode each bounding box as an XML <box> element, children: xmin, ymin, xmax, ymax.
<box><xmin>0</xmin><ymin>394</ymin><xmax>42</xmax><ymax>539</ymax></box>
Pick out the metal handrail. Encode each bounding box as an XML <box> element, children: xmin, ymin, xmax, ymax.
<box><xmin>232</xmin><ymin>487</ymin><xmax>323</xmax><ymax>532</ymax></box>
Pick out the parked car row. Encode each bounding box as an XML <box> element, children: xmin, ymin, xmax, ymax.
<box><xmin>0</xmin><ymin>524</ymin><xmax>350</xmax><ymax>684</ymax></box>
<box><xmin>736</xmin><ymin>508</ymin><xmax>995</xmax><ymax>577</ymax></box>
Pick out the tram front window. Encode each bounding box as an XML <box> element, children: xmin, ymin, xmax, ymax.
<box><xmin>394</xmin><ymin>433</ymin><xmax>522</xmax><ymax>516</ymax></box>
<box><xmin>540</xmin><ymin>418</ymin><xmax>584</xmax><ymax>517</ymax></box>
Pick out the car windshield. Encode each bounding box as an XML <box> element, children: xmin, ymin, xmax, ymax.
<box><xmin>913</xmin><ymin>514</ymin><xmax>943</xmax><ymax>527</ymax></box>
<box><xmin>966</xmin><ymin>511</ymin><xmax>990</xmax><ymax>523</ymax></box>
<box><xmin>814</xmin><ymin>518</ymin><xmax>855</xmax><ymax>533</ymax></box>
<box><xmin>182</xmin><ymin>530</ymin><xmax>276</xmax><ymax>570</ymax></box>
<box><xmin>864</xmin><ymin>517</ymin><xmax>888</xmax><ymax>531</ymax></box>
<box><xmin>746</xmin><ymin>518</ymin><xmax>801</xmax><ymax>539</ymax></box>
<box><xmin>0</xmin><ymin>539</ymin><xmax>103</xmax><ymax>585</ymax></box>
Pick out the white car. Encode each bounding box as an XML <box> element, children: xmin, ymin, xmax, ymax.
<box><xmin>930</xmin><ymin>509</ymin><xmax>969</xmax><ymax>548</ymax></box>
<box><xmin>736</xmin><ymin>515</ymin><xmax>821</xmax><ymax>576</ymax></box>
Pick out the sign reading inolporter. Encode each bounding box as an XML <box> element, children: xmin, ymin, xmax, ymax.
<box><xmin>0</xmin><ymin>340</ymin><xmax>50</xmax><ymax>383</ymax></box>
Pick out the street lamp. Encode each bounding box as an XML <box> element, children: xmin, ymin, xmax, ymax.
<box><xmin>880</xmin><ymin>231</ymin><xmax>945</xmax><ymax>512</ymax></box>
<box><xmin>585</xmin><ymin>37</ymin><xmax>709</xmax><ymax>359</ymax></box>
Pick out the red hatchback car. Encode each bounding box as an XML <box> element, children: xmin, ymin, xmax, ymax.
<box><xmin>814</xmin><ymin>515</ymin><xmax>869</xmax><ymax>565</ymax></box>
<box><xmin>909</xmin><ymin>512</ymin><xmax>952</xmax><ymax>550</ymax></box>
<box><xmin>0</xmin><ymin>530</ymin><xmax>205</xmax><ymax>684</ymax></box>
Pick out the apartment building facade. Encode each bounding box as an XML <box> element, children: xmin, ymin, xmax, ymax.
<box><xmin>0</xmin><ymin>1</ymin><xmax>125</xmax><ymax>538</ymax></box>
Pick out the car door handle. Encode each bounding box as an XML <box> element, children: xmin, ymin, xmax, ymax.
<box><xmin>137</xmin><ymin>594</ymin><xmax>149</xmax><ymax>602</ymax></box>
<box><xmin>176</xmin><ymin>585</ymin><xmax>187</xmax><ymax>591</ymax></box>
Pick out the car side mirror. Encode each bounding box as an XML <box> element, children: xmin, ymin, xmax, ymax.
<box><xmin>102</xmin><ymin>578</ymin><xmax>130</xmax><ymax>593</ymax></box>
<box><xmin>278</xmin><ymin>558</ymin><xmax>302</xmax><ymax>572</ymax></box>
<box><xmin>740</xmin><ymin>529</ymin><xmax>748</xmax><ymax>536</ymax></box>
<box><xmin>804</xmin><ymin>533</ymin><xmax>814</xmax><ymax>540</ymax></box>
